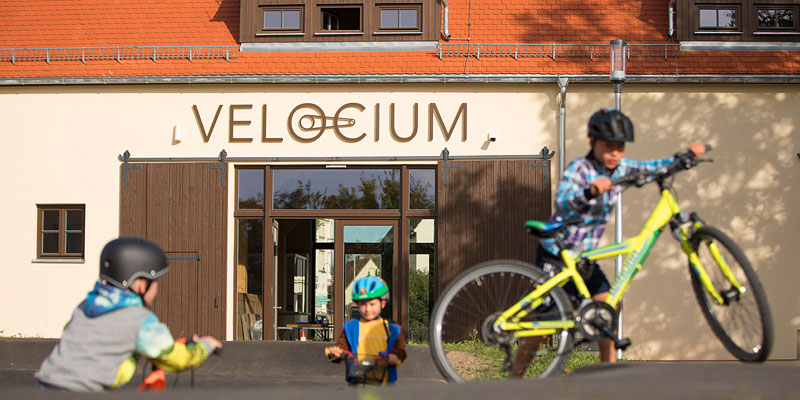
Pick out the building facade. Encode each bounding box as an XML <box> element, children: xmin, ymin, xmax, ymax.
<box><xmin>1</xmin><ymin>0</ymin><xmax>798</xmax><ymax>361</ymax></box>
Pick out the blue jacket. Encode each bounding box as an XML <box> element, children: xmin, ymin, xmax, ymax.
<box><xmin>343</xmin><ymin>318</ymin><xmax>402</xmax><ymax>384</ymax></box>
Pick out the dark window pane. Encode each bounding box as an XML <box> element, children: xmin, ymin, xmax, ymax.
<box><xmin>778</xmin><ymin>9</ymin><xmax>795</xmax><ymax>28</ymax></box>
<box><xmin>43</xmin><ymin>210</ymin><xmax>59</xmax><ymax>230</ymax></box>
<box><xmin>273</xmin><ymin>169</ymin><xmax>399</xmax><ymax>209</ymax></box>
<box><xmin>699</xmin><ymin>9</ymin><xmax>717</xmax><ymax>27</ymax></box>
<box><xmin>758</xmin><ymin>9</ymin><xmax>776</xmax><ymax>27</ymax></box>
<box><xmin>719</xmin><ymin>9</ymin><xmax>736</xmax><ymax>28</ymax></box>
<box><xmin>66</xmin><ymin>233</ymin><xmax>83</xmax><ymax>254</ymax></box>
<box><xmin>408</xmin><ymin>219</ymin><xmax>435</xmax><ymax>343</ymax></box>
<box><xmin>284</xmin><ymin>10</ymin><xmax>301</xmax><ymax>29</ymax></box>
<box><xmin>381</xmin><ymin>9</ymin><xmax>399</xmax><ymax>28</ymax></box>
<box><xmin>236</xmin><ymin>219</ymin><xmax>264</xmax><ymax>340</ymax></box>
<box><xmin>399</xmin><ymin>9</ymin><xmax>417</xmax><ymax>28</ymax></box>
<box><xmin>66</xmin><ymin>210</ymin><xmax>84</xmax><ymax>230</ymax></box>
<box><xmin>238</xmin><ymin>169</ymin><xmax>265</xmax><ymax>209</ymax></box>
<box><xmin>409</xmin><ymin>169</ymin><xmax>435</xmax><ymax>209</ymax></box>
<box><xmin>321</xmin><ymin>7</ymin><xmax>360</xmax><ymax>31</ymax></box>
<box><xmin>264</xmin><ymin>11</ymin><xmax>282</xmax><ymax>28</ymax></box>
<box><xmin>42</xmin><ymin>232</ymin><xmax>59</xmax><ymax>253</ymax></box>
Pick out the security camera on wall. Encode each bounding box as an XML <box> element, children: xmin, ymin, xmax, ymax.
<box><xmin>488</xmin><ymin>132</ymin><xmax>497</xmax><ymax>142</ymax></box>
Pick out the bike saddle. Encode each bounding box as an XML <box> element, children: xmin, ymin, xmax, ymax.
<box><xmin>526</xmin><ymin>217</ymin><xmax>583</xmax><ymax>237</ymax></box>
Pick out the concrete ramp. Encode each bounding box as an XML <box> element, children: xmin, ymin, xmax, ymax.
<box><xmin>0</xmin><ymin>338</ymin><xmax>443</xmax><ymax>389</ymax></box>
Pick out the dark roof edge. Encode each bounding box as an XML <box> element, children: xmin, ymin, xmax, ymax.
<box><xmin>2</xmin><ymin>74</ymin><xmax>800</xmax><ymax>86</ymax></box>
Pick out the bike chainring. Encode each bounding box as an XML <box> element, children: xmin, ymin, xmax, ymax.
<box><xmin>576</xmin><ymin>301</ymin><xmax>618</xmax><ymax>342</ymax></box>
<box><xmin>481</xmin><ymin>311</ymin><xmax>515</xmax><ymax>346</ymax></box>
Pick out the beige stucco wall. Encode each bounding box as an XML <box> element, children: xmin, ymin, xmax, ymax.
<box><xmin>0</xmin><ymin>83</ymin><xmax>796</xmax><ymax>361</ymax></box>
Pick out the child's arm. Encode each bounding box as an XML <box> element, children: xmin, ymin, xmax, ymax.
<box><xmin>554</xmin><ymin>162</ymin><xmax>596</xmax><ymax>214</ymax></box>
<box><xmin>386</xmin><ymin>331</ymin><xmax>407</xmax><ymax>366</ymax></box>
<box><xmin>622</xmin><ymin>142</ymin><xmax>706</xmax><ymax>176</ymax></box>
<box><xmin>326</xmin><ymin>329</ymin><xmax>350</xmax><ymax>359</ymax></box>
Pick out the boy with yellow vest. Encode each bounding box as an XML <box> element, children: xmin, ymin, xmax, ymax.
<box><xmin>326</xmin><ymin>276</ymin><xmax>406</xmax><ymax>385</ymax></box>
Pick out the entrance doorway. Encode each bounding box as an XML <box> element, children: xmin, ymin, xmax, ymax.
<box><xmin>266</xmin><ymin>219</ymin><xmax>398</xmax><ymax>341</ymax></box>
<box><xmin>233</xmin><ymin>164</ymin><xmax>438</xmax><ymax>341</ymax></box>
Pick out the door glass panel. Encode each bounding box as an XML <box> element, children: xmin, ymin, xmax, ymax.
<box><xmin>408</xmin><ymin>219</ymin><xmax>435</xmax><ymax>342</ymax></box>
<box><xmin>409</xmin><ymin>168</ymin><xmax>436</xmax><ymax>209</ymax></box>
<box><xmin>238</xmin><ymin>169</ymin><xmax>264</xmax><ymax>210</ymax></box>
<box><xmin>315</xmin><ymin>248</ymin><xmax>334</xmax><ymax>333</ymax></box>
<box><xmin>315</xmin><ymin>219</ymin><xmax>334</xmax><ymax>243</ymax></box>
<box><xmin>236</xmin><ymin>219</ymin><xmax>264</xmax><ymax>340</ymax></box>
<box><xmin>343</xmin><ymin>225</ymin><xmax>394</xmax><ymax>320</ymax></box>
<box><xmin>272</xmin><ymin>168</ymin><xmax>400</xmax><ymax>209</ymax></box>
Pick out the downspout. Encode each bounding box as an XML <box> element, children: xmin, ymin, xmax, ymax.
<box><xmin>557</xmin><ymin>77</ymin><xmax>568</xmax><ymax>175</ymax></box>
<box><xmin>441</xmin><ymin>0</ymin><xmax>451</xmax><ymax>40</ymax></box>
<box><xmin>668</xmin><ymin>0</ymin><xmax>675</xmax><ymax>38</ymax></box>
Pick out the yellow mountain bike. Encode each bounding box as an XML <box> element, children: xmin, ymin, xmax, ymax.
<box><xmin>429</xmin><ymin>146</ymin><xmax>773</xmax><ymax>382</ymax></box>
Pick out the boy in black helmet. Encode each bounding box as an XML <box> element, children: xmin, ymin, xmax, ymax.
<box><xmin>510</xmin><ymin>109</ymin><xmax>705</xmax><ymax>377</ymax></box>
<box><xmin>35</xmin><ymin>237</ymin><xmax>222</xmax><ymax>391</ymax></box>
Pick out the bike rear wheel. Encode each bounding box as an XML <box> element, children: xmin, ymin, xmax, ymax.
<box><xmin>689</xmin><ymin>226</ymin><xmax>773</xmax><ymax>362</ymax></box>
<box><xmin>429</xmin><ymin>260</ymin><xmax>574</xmax><ymax>382</ymax></box>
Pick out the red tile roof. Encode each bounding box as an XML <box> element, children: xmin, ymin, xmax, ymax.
<box><xmin>1</xmin><ymin>0</ymin><xmax>799</xmax><ymax>80</ymax></box>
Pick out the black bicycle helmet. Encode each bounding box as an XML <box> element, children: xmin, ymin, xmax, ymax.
<box><xmin>587</xmin><ymin>108</ymin><xmax>634</xmax><ymax>142</ymax></box>
<box><xmin>99</xmin><ymin>237</ymin><xmax>169</xmax><ymax>289</ymax></box>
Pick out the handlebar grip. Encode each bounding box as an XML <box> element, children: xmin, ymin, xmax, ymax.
<box><xmin>704</xmin><ymin>143</ymin><xmax>713</xmax><ymax>152</ymax></box>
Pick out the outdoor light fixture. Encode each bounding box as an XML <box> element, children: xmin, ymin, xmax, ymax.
<box><xmin>610</xmin><ymin>39</ymin><xmax>627</xmax><ymax>83</ymax></box>
<box><xmin>609</xmin><ymin>39</ymin><xmax>627</xmax><ymax>362</ymax></box>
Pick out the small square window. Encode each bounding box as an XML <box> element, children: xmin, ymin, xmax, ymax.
<box><xmin>320</xmin><ymin>6</ymin><xmax>362</xmax><ymax>31</ymax></box>
<box><xmin>379</xmin><ymin>6</ymin><xmax>420</xmax><ymax>30</ymax></box>
<box><xmin>37</xmin><ymin>205</ymin><xmax>85</xmax><ymax>259</ymax></box>
<box><xmin>699</xmin><ymin>7</ymin><xmax>738</xmax><ymax>29</ymax></box>
<box><xmin>757</xmin><ymin>7</ymin><xmax>797</xmax><ymax>29</ymax></box>
<box><xmin>262</xmin><ymin>8</ymin><xmax>303</xmax><ymax>31</ymax></box>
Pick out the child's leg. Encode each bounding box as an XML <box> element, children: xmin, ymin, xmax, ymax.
<box><xmin>592</xmin><ymin>291</ymin><xmax>620</xmax><ymax>363</ymax></box>
<box><xmin>509</xmin><ymin>336</ymin><xmax>547</xmax><ymax>378</ymax></box>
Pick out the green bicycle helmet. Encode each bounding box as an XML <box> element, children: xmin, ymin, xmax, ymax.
<box><xmin>352</xmin><ymin>276</ymin><xmax>390</xmax><ymax>301</ymax></box>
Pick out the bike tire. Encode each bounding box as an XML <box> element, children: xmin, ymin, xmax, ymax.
<box><xmin>429</xmin><ymin>260</ymin><xmax>574</xmax><ymax>382</ymax></box>
<box><xmin>689</xmin><ymin>226</ymin><xmax>773</xmax><ymax>362</ymax></box>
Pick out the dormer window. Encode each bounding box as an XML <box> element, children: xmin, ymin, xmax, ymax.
<box><xmin>240</xmin><ymin>0</ymin><xmax>438</xmax><ymax>45</ymax></box>
<box><xmin>677</xmin><ymin>0</ymin><xmax>800</xmax><ymax>41</ymax></box>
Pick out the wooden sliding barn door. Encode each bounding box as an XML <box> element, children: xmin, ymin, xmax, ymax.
<box><xmin>120</xmin><ymin>162</ymin><xmax>227</xmax><ymax>339</ymax></box>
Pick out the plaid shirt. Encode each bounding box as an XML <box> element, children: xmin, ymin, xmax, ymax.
<box><xmin>539</xmin><ymin>151</ymin><xmax>675</xmax><ymax>256</ymax></box>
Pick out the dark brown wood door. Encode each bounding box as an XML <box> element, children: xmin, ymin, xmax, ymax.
<box><xmin>435</xmin><ymin>158</ymin><xmax>552</xmax><ymax>295</ymax></box>
<box><xmin>120</xmin><ymin>162</ymin><xmax>227</xmax><ymax>339</ymax></box>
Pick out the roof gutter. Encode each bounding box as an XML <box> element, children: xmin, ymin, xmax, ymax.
<box><xmin>2</xmin><ymin>74</ymin><xmax>800</xmax><ymax>86</ymax></box>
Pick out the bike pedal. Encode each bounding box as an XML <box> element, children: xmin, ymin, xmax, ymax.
<box><xmin>615</xmin><ymin>338</ymin><xmax>632</xmax><ymax>351</ymax></box>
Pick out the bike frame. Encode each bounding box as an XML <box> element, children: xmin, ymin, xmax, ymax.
<box><xmin>496</xmin><ymin>187</ymin><xmax>740</xmax><ymax>338</ymax></box>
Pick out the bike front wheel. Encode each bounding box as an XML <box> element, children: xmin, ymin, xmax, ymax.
<box><xmin>429</xmin><ymin>260</ymin><xmax>574</xmax><ymax>382</ymax></box>
<box><xmin>689</xmin><ymin>226</ymin><xmax>773</xmax><ymax>362</ymax></box>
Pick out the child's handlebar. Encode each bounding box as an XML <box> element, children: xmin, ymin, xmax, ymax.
<box><xmin>610</xmin><ymin>144</ymin><xmax>713</xmax><ymax>187</ymax></box>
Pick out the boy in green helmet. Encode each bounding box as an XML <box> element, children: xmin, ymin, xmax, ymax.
<box><xmin>325</xmin><ymin>276</ymin><xmax>407</xmax><ymax>385</ymax></box>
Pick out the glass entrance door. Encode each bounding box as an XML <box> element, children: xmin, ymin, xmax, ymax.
<box><xmin>334</xmin><ymin>221</ymin><xmax>398</xmax><ymax>335</ymax></box>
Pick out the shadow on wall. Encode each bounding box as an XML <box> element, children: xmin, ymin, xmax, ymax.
<box><xmin>538</xmin><ymin>84</ymin><xmax>798</xmax><ymax>360</ymax></box>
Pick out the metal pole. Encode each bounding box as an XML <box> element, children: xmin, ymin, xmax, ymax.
<box><xmin>614</xmin><ymin>81</ymin><xmax>623</xmax><ymax>361</ymax></box>
<box><xmin>558</xmin><ymin>77</ymin><xmax>569</xmax><ymax>175</ymax></box>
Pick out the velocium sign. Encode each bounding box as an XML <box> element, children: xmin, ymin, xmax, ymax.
<box><xmin>192</xmin><ymin>102</ymin><xmax>468</xmax><ymax>144</ymax></box>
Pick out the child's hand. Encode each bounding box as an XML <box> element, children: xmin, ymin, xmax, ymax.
<box><xmin>326</xmin><ymin>345</ymin><xmax>342</xmax><ymax>358</ymax></box>
<box><xmin>386</xmin><ymin>353</ymin><xmax>400</xmax><ymax>366</ymax></box>
<box><xmin>590</xmin><ymin>177</ymin><xmax>612</xmax><ymax>196</ymax></box>
<box><xmin>688</xmin><ymin>142</ymin><xmax>706</xmax><ymax>159</ymax></box>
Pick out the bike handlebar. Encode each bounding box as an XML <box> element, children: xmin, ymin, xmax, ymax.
<box><xmin>610</xmin><ymin>144</ymin><xmax>712</xmax><ymax>188</ymax></box>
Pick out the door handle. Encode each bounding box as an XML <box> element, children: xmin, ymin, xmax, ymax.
<box><xmin>214</xmin><ymin>291</ymin><xmax>220</xmax><ymax>312</ymax></box>
<box><xmin>274</xmin><ymin>306</ymin><xmax>282</xmax><ymax>310</ymax></box>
